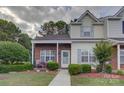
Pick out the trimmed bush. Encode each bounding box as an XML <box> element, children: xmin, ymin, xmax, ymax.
<box><xmin>68</xmin><ymin>64</ymin><xmax>81</xmax><ymax>75</ymax></box>
<box><xmin>117</xmin><ymin>70</ymin><xmax>124</xmax><ymax>75</ymax></box>
<box><xmin>0</xmin><ymin>64</ymin><xmax>33</xmax><ymax>73</ymax></box>
<box><xmin>81</xmin><ymin>64</ymin><xmax>91</xmax><ymax>73</ymax></box>
<box><xmin>96</xmin><ymin>64</ymin><xmax>112</xmax><ymax>73</ymax></box>
<box><xmin>47</xmin><ymin>61</ymin><xmax>59</xmax><ymax>70</ymax></box>
<box><xmin>0</xmin><ymin>41</ymin><xmax>29</xmax><ymax>64</ymax></box>
<box><xmin>105</xmin><ymin>64</ymin><xmax>112</xmax><ymax>73</ymax></box>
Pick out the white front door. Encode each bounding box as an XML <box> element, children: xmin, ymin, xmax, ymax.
<box><xmin>61</xmin><ymin>50</ymin><xmax>70</xmax><ymax>68</ymax></box>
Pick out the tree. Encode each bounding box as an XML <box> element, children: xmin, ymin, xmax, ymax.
<box><xmin>0</xmin><ymin>19</ymin><xmax>21</xmax><ymax>38</ymax></box>
<box><xmin>55</xmin><ymin>20</ymin><xmax>66</xmax><ymax>30</ymax></box>
<box><xmin>0</xmin><ymin>41</ymin><xmax>29</xmax><ymax>64</ymax></box>
<box><xmin>18</xmin><ymin>33</ymin><xmax>31</xmax><ymax>50</ymax></box>
<box><xmin>0</xmin><ymin>19</ymin><xmax>31</xmax><ymax>50</ymax></box>
<box><xmin>41</xmin><ymin>20</ymin><xmax>68</xmax><ymax>35</ymax></box>
<box><xmin>93</xmin><ymin>41</ymin><xmax>113</xmax><ymax>72</ymax></box>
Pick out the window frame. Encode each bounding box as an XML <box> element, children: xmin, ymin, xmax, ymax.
<box><xmin>120</xmin><ymin>49</ymin><xmax>124</xmax><ymax>64</ymax></box>
<box><xmin>122</xmin><ymin>21</ymin><xmax>124</xmax><ymax>34</ymax></box>
<box><xmin>81</xmin><ymin>25</ymin><xmax>93</xmax><ymax>37</ymax></box>
<box><xmin>40</xmin><ymin>50</ymin><xmax>56</xmax><ymax>63</ymax></box>
<box><xmin>80</xmin><ymin>49</ymin><xmax>96</xmax><ymax>64</ymax></box>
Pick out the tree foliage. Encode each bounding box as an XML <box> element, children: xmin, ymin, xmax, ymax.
<box><xmin>41</xmin><ymin>20</ymin><xmax>68</xmax><ymax>35</ymax></box>
<box><xmin>93</xmin><ymin>41</ymin><xmax>113</xmax><ymax>72</ymax></box>
<box><xmin>0</xmin><ymin>41</ymin><xmax>29</xmax><ymax>64</ymax></box>
<box><xmin>0</xmin><ymin>19</ymin><xmax>31</xmax><ymax>50</ymax></box>
<box><xmin>18</xmin><ymin>33</ymin><xmax>32</xmax><ymax>50</ymax></box>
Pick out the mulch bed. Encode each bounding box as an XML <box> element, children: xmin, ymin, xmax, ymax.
<box><xmin>79</xmin><ymin>73</ymin><xmax>124</xmax><ymax>80</ymax></box>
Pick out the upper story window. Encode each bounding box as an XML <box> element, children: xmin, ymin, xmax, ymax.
<box><xmin>122</xmin><ymin>21</ymin><xmax>124</xmax><ymax>34</ymax></box>
<box><xmin>81</xmin><ymin>26</ymin><xmax>93</xmax><ymax>37</ymax></box>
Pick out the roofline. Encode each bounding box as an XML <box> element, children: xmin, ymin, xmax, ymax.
<box><xmin>114</xmin><ymin>6</ymin><xmax>124</xmax><ymax>16</ymax></box>
<box><xmin>76</xmin><ymin>10</ymin><xmax>100</xmax><ymax>22</ymax></box>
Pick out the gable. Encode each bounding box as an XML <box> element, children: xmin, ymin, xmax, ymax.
<box><xmin>77</xmin><ymin>10</ymin><xmax>99</xmax><ymax>22</ymax></box>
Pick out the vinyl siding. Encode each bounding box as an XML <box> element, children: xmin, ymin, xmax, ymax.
<box><xmin>71</xmin><ymin>43</ymin><xmax>96</xmax><ymax>64</ymax></box>
<box><xmin>107</xmin><ymin>19</ymin><xmax>124</xmax><ymax>38</ymax></box>
<box><xmin>70</xmin><ymin>15</ymin><xmax>105</xmax><ymax>38</ymax></box>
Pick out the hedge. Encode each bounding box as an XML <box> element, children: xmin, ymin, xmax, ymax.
<box><xmin>81</xmin><ymin>64</ymin><xmax>91</xmax><ymax>73</ymax></box>
<box><xmin>68</xmin><ymin>64</ymin><xmax>81</xmax><ymax>75</ymax></box>
<box><xmin>47</xmin><ymin>61</ymin><xmax>59</xmax><ymax>71</ymax></box>
<box><xmin>0</xmin><ymin>64</ymin><xmax>33</xmax><ymax>73</ymax></box>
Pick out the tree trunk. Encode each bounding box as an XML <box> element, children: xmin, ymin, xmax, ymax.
<box><xmin>100</xmin><ymin>62</ymin><xmax>105</xmax><ymax>73</ymax></box>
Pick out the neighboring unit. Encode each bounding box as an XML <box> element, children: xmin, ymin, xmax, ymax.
<box><xmin>32</xmin><ymin>7</ymin><xmax>124</xmax><ymax>70</ymax></box>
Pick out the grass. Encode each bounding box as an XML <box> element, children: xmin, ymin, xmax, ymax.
<box><xmin>71</xmin><ymin>75</ymin><xmax>124</xmax><ymax>86</ymax></box>
<box><xmin>0</xmin><ymin>71</ymin><xmax>56</xmax><ymax>86</ymax></box>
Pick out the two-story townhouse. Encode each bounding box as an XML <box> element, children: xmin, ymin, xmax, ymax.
<box><xmin>32</xmin><ymin>7</ymin><xmax>124</xmax><ymax>70</ymax></box>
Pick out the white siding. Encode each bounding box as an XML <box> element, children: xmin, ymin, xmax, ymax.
<box><xmin>71</xmin><ymin>43</ymin><xmax>96</xmax><ymax>64</ymax></box>
<box><xmin>107</xmin><ymin>19</ymin><xmax>124</xmax><ymax>38</ymax></box>
<box><xmin>70</xmin><ymin>25</ymin><xmax>81</xmax><ymax>38</ymax></box>
<box><xmin>93</xmin><ymin>25</ymin><xmax>104</xmax><ymax>38</ymax></box>
<box><xmin>70</xmin><ymin>15</ymin><xmax>105</xmax><ymax>38</ymax></box>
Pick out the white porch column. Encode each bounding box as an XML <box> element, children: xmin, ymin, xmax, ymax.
<box><xmin>32</xmin><ymin>43</ymin><xmax>34</xmax><ymax>65</ymax></box>
<box><xmin>117</xmin><ymin>44</ymin><xmax>120</xmax><ymax>70</ymax></box>
<box><xmin>56</xmin><ymin>42</ymin><xmax>59</xmax><ymax>63</ymax></box>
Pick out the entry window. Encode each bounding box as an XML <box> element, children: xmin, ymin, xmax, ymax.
<box><xmin>80</xmin><ymin>50</ymin><xmax>96</xmax><ymax>63</ymax></box>
<box><xmin>40</xmin><ymin>50</ymin><xmax>56</xmax><ymax>63</ymax></box>
<box><xmin>120</xmin><ymin>49</ymin><xmax>124</xmax><ymax>64</ymax></box>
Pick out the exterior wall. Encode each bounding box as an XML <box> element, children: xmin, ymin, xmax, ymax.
<box><xmin>70</xmin><ymin>15</ymin><xmax>105</xmax><ymax>39</ymax></box>
<box><xmin>110</xmin><ymin>45</ymin><xmax>124</xmax><ymax>70</ymax></box>
<box><xmin>107</xmin><ymin>19</ymin><xmax>124</xmax><ymax>38</ymax></box>
<box><xmin>34</xmin><ymin>43</ymin><xmax>71</xmax><ymax>67</ymax></box>
<box><xmin>34</xmin><ymin>44</ymin><xmax>56</xmax><ymax>65</ymax></box>
<box><xmin>71</xmin><ymin>42</ymin><xmax>96</xmax><ymax>64</ymax></box>
<box><xmin>93</xmin><ymin>25</ymin><xmax>105</xmax><ymax>38</ymax></box>
<box><xmin>110</xmin><ymin>46</ymin><xmax>117</xmax><ymax>70</ymax></box>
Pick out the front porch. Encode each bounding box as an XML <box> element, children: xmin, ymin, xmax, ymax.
<box><xmin>32</xmin><ymin>40</ymin><xmax>71</xmax><ymax>68</ymax></box>
<box><xmin>111</xmin><ymin>44</ymin><xmax>124</xmax><ymax>70</ymax></box>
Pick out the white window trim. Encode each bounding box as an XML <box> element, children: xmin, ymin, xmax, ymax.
<box><xmin>80</xmin><ymin>25</ymin><xmax>94</xmax><ymax>37</ymax></box>
<box><xmin>40</xmin><ymin>50</ymin><xmax>56</xmax><ymax>63</ymax></box>
<box><xmin>80</xmin><ymin>49</ymin><xmax>96</xmax><ymax>64</ymax></box>
<box><xmin>120</xmin><ymin>49</ymin><xmax>124</xmax><ymax>64</ymax></box>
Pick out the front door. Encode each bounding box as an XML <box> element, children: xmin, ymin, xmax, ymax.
<box><xmin>61</xmin><ymin>50</ymin><xmax>70</xmax><ymax>68</ymax></box>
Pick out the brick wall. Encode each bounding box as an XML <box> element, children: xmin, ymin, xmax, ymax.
<box><xmin>34</xmin><ymin>43</ymin><xmax>71</xmax><ymax>66</ymax></box>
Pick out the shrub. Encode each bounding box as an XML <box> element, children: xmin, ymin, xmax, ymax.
<box><xmin>68</xmin><ymin>64</ymin><xmax>81</xmax><ymax>75</ymax></box>
<box><xmin>47</xmin><ymin>61</ymin><xmax>59</xmax><ymax>70</ymax></box>
<box><xmin>117</xmin><ymin>70</ymin><xmax>124</xmax><ymax>75</ymax></box>
<box><xmin>0</xmin><ymin>64</ymin><xmax>33</xmax><ymax>73</ymax></box>
<box><xmin>81</xmin><ymin>64</ymin><xmax>91</xmax><ymax>73</ymax></box>
<box><xmin>105</xmin><ymin>64</ymin><xmax>112</xmax><ymax>73</ymax></box>
<box><xmin>0</xmin><ymin>41</ymin><xmax>29</xmax><ymax>64</ymax></box>
<box><xmin>96</xmin><ymin>64</ymin><xmax>112</xmax><ymax>73</ymax></box>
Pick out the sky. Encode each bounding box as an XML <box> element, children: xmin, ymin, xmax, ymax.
<box><xmin>0</xmin><ymin>6</ymin><xmax>122</xmax><ymax>38</ymax></box>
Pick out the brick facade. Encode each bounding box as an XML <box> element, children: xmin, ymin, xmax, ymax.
<box><xmin>34</xmin><ymin>43</ymin><xmax>71</xmax><ymax>67</ymax></box>
<box><xmin>110</xmin><ymin>45</ymin><xmax>124</xmax><ymax>70</ymax></box>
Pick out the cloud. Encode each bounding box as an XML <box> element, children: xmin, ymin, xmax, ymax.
<box><xmin>0</xmin><ymin>6</ymin><xmax>122</xmax><ymax>38</ymax></box>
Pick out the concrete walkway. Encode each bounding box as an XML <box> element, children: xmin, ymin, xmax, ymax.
<box><xmin>49</xmin><ymin>69</ymin><xmax>71</xmax><ymax>86</ymax></box>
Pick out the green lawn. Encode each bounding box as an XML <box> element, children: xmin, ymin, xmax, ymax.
<box><xmin>0</xmin><ymin>71</ymin><xmax>56</xmax><ymax>86</ymax></box>
<box><xmin>71</xmin><ymin>76</ymin><xmax>124</xmax><ymax>86</ymax></box>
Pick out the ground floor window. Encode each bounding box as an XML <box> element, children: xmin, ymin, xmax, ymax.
<box><xmin>120</xmin><ymin>49</ymin><xmax>124</xmax><ymax>64</ymax></box>
<box><xmin>78</xmin><ymin>49</ymin><xmax>96</xmax><ymax>63</ymax></box>
<box><xmin>40</xmin><ymin>50</ymin><xmax>56</xmax><ymax>63</ymax></box>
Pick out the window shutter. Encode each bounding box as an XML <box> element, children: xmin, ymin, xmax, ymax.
<box><xmin>77</xmin><ymin>49</ymin><xmax>81</xmax><ymax>64</ymax></box>
<box><xmin>122</xmin><ymin>21</ymin><xmax>124</xmax><ymax>34</ymax></box>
